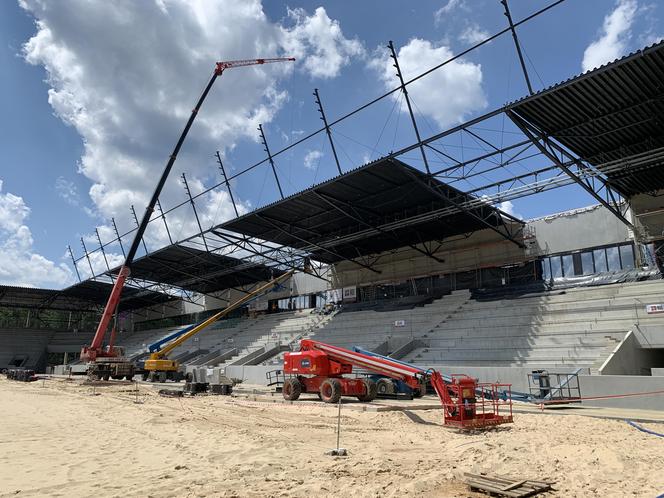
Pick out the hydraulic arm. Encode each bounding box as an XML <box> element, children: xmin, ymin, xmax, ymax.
<box><xmin>80</xmin><ymin>56</ymin><xmax>295</xmax><ymax>364</ymax></box>
<box><xmin>283</xmin><ymin>339</ymin><xmax>513</xmax><ymax>429</ymax></box>
<box><xmin>143</xmin><ymin>269</ymin><xmax>296</xmax><ymax>380</ymax></box>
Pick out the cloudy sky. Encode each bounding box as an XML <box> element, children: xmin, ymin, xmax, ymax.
<box><xmin>0</xmin><ymin>0</ymin><xmax>662</xmax><ymax>288</ymax></box>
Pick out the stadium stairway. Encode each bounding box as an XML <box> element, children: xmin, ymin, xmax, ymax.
<box><xmin>212</xmin><ymin>310</ymin><xmax>333</xmax><ymax>369</ymax></box>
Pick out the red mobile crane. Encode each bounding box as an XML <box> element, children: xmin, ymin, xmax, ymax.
<box><xmin>283</xmin><ymin>340</ymin><xmax>513</xmax><ymax>429</ymax></box>
<box><xmin>80</xmin><ymin>57</ymin><xmax>295</xmax><ymax>380</ymax></box>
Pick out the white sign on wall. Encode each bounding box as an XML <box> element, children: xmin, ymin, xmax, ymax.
<box><xmin>342</xmin><ymin>287</ymin><xmax>357</xmax><ymax>302</ymax></box>
<box><xmin>394</xmin><ymin>320</ymin><xmax>406</xmax><ymax>327</ymax></box>
<box><xmin>646</xmin><ymin>304</ymin><xmax>664</xmax><ymax>314</ymax></box>
<box><xmin>326</xmin><ymin>289</ymin><xmax>342</xmax><ymax>303</ymax></box>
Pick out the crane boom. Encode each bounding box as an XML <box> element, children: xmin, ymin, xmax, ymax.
<box><xmin>142</xmin><ymin>268</ymin><xmax>301</xmax><ymax>380</ymax></box>
<box><xmin>81</xmin><ymin>56</ymin><xmax>295</xmax><ymax>363</ymax></box>
<box><xmin>156</xmin><ymin>270</ymin><xmax>294</xmax><ymax>360</ymax></box>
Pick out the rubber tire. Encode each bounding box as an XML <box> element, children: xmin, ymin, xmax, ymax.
<box><xmin>319</xmin><ymin>378</ymin><xmax>342</xmax><ymax>404</ymax></box>
<box><xmin>125</xmin><ymin>375</ymin><xmax>134</xmax><ymax>381</ymax></box>
<box><xmin>376</xmin><ymin>378</ymin><xmax>395</xmax><ymax>396</ymax></box>
<box><xmin>282</xmin><ymin>378</ymin><xmax>302</xmax><ymax>401</ymax></box>
<box><xmin>357</xmin><ymin>378</ymin><xmax>378</xmax><ymax>402</ymax></box>
<box><xmin>412</xmin><ymin>379</ymin><xmax>427</xmax><ymax>398</ymax></box>
<box><xmin>142</xmin><ymin>371</ymin><xmax>149</xmax><ymax>381</ymax></box>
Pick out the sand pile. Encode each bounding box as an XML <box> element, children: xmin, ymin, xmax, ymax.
<box><xmin>1</xmin><ymin>377</ymin><xmax>662</xmax><ymax>497</ymax></box>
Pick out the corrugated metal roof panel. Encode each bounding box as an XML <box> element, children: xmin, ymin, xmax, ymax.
<box><xmin>510</xmin><ymin>40</ymin><xmax>664</xmax><ymax>197</ymax></box>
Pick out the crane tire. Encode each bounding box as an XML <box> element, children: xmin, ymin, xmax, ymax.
<box><xmin>283</xmin><ymin>378</ymin><xmax>302</xmax><ymax>401</ymax></box>
<box><xmin>376</xmin><ymin>378</ymin><xmax>395</xmax><ymax>395</ymax></box>
<box><xmin>357</xmin><ymin>378</ymin><xmax>378</xmax><ymax>402</ymax></box>
<box><xmin>320</xmin><ymin>378</ymin><xmax>342</xmax><ymax>403</ymax></box>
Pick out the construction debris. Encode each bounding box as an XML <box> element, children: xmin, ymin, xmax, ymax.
<box><xmin>5</xmin><ymin>369</ymin><xmax>38</xmax><ymax>382</ymax></box>
<box><xmin>464</xmin><ymin>473</ymin><xmax>553</xmax><ymax>497</ymax></box>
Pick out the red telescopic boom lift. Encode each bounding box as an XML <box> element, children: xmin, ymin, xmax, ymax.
<box><xmin>80</xmin><ymin>57</ymin><xmax>295</xmax><ymax>379</ymax></box>
<box><xmin>283</xmin><ymin>340</ymin><xmax>513</xmax><ymax>429</ymax></box>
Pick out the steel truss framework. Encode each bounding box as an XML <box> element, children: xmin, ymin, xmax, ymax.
<box><xmin>58</xmin><ymin>2</ymin><xmax>663</xmax><ymax>312</ymax></box>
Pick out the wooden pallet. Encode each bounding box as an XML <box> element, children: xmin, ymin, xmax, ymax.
<box><xmin>464</xmin><ymin>473</ymin><xmax>552</xmax><ymax>497</ymax></box>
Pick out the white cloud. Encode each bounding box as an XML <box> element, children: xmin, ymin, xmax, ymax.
<box><xmin>303</xmin><ymin>150</ymin><xmax>323</xmax><ymax>170</ymax></box>
<box><xmin>582</xmin><ymin>0</ymin><xmax>638</xmax><ymax>71</ymax></box>
<box><xmin>372</xmin><ymin>38</ymin><xmax>487</xmax><ymax>129</ymax></box>
<box><xmin>497</xmin><ymin>200</ymin><xmax>522</xmax><ymax>219</ymax></box>
<box><xmin>434</xmin><ymin>0</ymin><xmax>467</xmax><ymax>25</ymax></box>
<box><xmin>459</xmin><ymin>24</ymin><xmax>490</xmax><ymax>45</ymax></box>
<box><xmin>18</xmin><ymin>1</ymin><xmax>361</xmax><ymax>277</ymax></box>
<box><xmin>55</xmin><ymin>176</ymin><xmax>80</xmax><ymax>207</ymax></box>
<box><xmin>281</xmin><ymin>7</ymin><xmax>364</xmax><ymax>79</ymax></box>
<box><xmin>0</xmin><ymin>180</ymin><xmax>73</xmax><ymax>288</ymax></box>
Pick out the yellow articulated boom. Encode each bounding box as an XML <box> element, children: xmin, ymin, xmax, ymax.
<box><xmin>143</xmin><ymin>268</ymin><xmax>297</xmax><ymax>381</ymax></box>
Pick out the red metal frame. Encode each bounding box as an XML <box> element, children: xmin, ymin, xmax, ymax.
<box><xmin>431</xmin><ymin>373</ymin><xmax>513</xmax><ymax>429</ymax></box>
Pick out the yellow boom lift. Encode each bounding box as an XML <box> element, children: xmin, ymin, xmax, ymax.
<box><xmin>143</xmin><ymin>269</ymin><xmax>297</xmax><ymax>381</ymax></box>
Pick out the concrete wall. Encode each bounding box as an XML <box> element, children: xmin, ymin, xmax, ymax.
<box><xmin>205</xmin><ymin>269</ymin><xmax>329</xmax><ymax>310</ymax></box>
<box><xmin>630</xmin><ymin>192</ymin><xmax>664</xmax><ymax>243</ymax></box>
<box><xmin>332</xmin><ymin>228</ymin><xmax>527</xmax><ymax>289</ymax></box>
<box><xmin>225</xmin><ymin>364</ymin><xmax>276</xmax><ymax>385</ymax></box>
<box><xmin>598</xmin><ymin>331</ymin><xmax>654</xmax><ymax>375</ymax></box>
<box><xmin>130</xmin><ymin>299</ymin><xmax>187</xmax><ymax>322</ymax></box>
<box><xmin>632</xmin><ymin>324</ymin><xmax>664</xmax><ymax>348</ymax></box>
<box><xmin>578</xmin><ymin>374</ymin><xmax>664</xmax><ymax>411</ymax></box>
<box><xmin>223</xmin><ymin>364</ymin><xmax>584</xmax><ymax>393</ymax></box>
<box><xmin>527</xmin><ymin>204</ymin><xmax>632</xmax><ymax>256</ymax></box>
<box><xmin>224</xmin><ymin>365</ymin><xmax>664</xmax><ymax>410</ymax></box>
<box><xmin>331</xmin><ymin>204</ymin><xmax>634</xmax><ymax>289</ymax></box>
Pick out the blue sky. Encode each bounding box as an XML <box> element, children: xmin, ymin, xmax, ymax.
<box><xmin>0</xmin><ymin>0</ymin><xmax>662</xmax><ymax>288</ymax></box>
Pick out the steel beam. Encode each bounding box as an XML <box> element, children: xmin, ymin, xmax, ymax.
<box><xmin>507</xmin><ymin>110</ymin><xmax>635</xmax><ymax>230</ymax></box>
<box><xmin>401</xmin><ymin>168</ymin><xmax>525</xmax><ymax>248</ymax></box>
<box><xmin>258</xmin><ymin>124</ymin><xmax>284</xmax><ymax>199</ymax></box>
<box><xmin>182</xmin><ymin>172</ymin><xmax>209</xmax><ymax>252</ymax></box>
<box><xmin>314</xmin><ymin>88</ymin><xmax>342</xmax><ymax>175</ymax></box>
<box><xmin>254</xmin><ymin>213</ymin><xmax>381</xmax><ymax>274</ymax></box>
<box><xmin>311</xmin><ymin>190</ymin><xmax>445</xmax><ymax>263</ymax></box>
<box><xmin>388</xmin><ymin>40</ymin><xmax>431</xmax><ymax>174</ymax></box>
<box><xmin>501</xmin><ymin>0</ymin><xmax>534</xmax><ymax>95</ymax></box>
<box><xmin>215</xmin><ymin>151</ymin><xmax>240</xmax><ymax>217</ymax></box>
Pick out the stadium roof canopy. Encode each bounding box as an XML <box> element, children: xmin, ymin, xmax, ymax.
<box><xmin>509</xmin><ymin>40</ymin><xmax>664</xmax><ymax>197</ymax></box>
<box><xmin>109</xmin><ymin>244</ymin><xmax>285</xmax><ymax>293</ymax></box>
<box><xmin>59</xmin><ymin>280</ymin><xmax>175</xmax><ymax>311</ymax></box>
<box><xmin>0</xmin><ymin>282</ymin><xmax>173</xmax><ymax>312</ymax></box>
<box><xmin>218</xmin><ymin>158</ymin><xmax>523</xmax><ymax>266</ymax></box>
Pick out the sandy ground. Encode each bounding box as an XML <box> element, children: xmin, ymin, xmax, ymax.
<box><xmin>1</xmin><ymin>378</ymin><xmax>663</xmax><ymax>498</ymax></box>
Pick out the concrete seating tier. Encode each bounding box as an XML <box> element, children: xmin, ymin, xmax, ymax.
<box><xmin>213</xmin><ymin>310</ymin><xmax>332</xmax><ymax>368</ymax></box>
<box><xmin>0</xmin><ymin>329</ymin><xmax>52</xmax><ymax>370</ymax></box>
<box><xmin>121</xmin><ymin>310</ymin><xmax>332</xmax><ymax>369</ymax></box>
<box><xmin>403</xmin><ymin>280</ymin><xmax>664</xmax><ymax>370</ymax></box>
